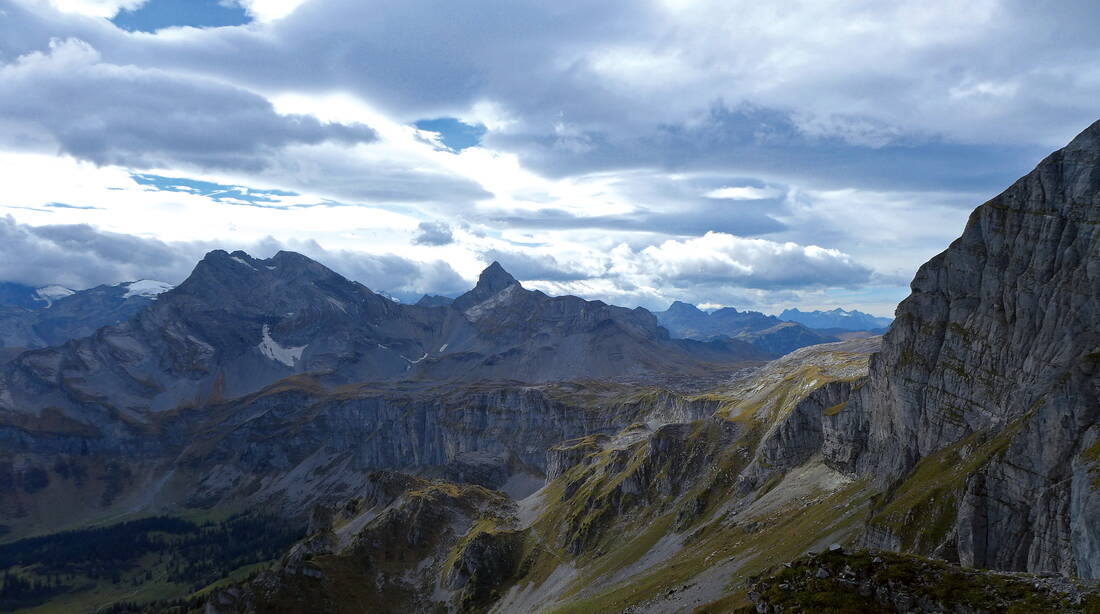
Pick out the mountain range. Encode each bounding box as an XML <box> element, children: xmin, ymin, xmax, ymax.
<box><xmin>654</xmin><ymin>300</ymin><xmax>841</xmax><ymax>355</ymax></box>
<box><xmin>202</xmin><ymin>119</ymin><xmax>1100</xmax><ymax>612</ymax></box>
<box><xmin>0</xmin><ymin>279</ymin><xmax>172</xmax><ymax>351</ymax></box>
<box><xmin>1</xmin><ymin>120</ymin><xmax>1099</xmax><ymax>613</ymax></box>
<box><xmin>779</xmin><ymin>307</ymin><xmax>892</xmax><ymax>332</ymax></box>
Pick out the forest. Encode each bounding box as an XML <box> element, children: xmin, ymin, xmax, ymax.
<box><xmin>0</xmin><ymin>513</ymin><xmax>302</xmax><ymax>611</ymax></box>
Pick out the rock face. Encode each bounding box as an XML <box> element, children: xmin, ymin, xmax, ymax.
<box><xmin>0</xmin><ymin>370</ymin><xmax>733</xmax><ymax>537</ymax></box>
<box><xmin>655</xmin><ymin>301</ymin><xmax>838</xmax><ymax>356</ymax></box>
<box><xmin>823</xmin><ymin>120</ymin><xmax>1100</xmax><ymax>577</ymax></box>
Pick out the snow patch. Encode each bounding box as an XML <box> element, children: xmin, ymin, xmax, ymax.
<box><xmin>123</xmin><ymin>279</ymin><xmax>174</xmax><ymax>299</ymax></box>
<box><xmin>231</xmin><ymin>256</ymin><xmax>256</xmax><ymax>270</ymax></box>
<box><xmin>257</xmin><ymin>324</ymin><xmax>306</xmax><ymax>367</ymax></box>
<box><xmin>33</xmin><ymin>285</ymin><xmax>74</xmax><ymax>307</ymax></box>
<box><xmin>403</xmin><ymin>352</ymin><xmax>428</xmax><ymax>364</ymax></box>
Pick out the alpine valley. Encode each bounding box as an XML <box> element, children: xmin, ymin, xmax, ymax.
<box><xmin>1</xmin><ymin>119</ymin><xmax>1100</xmax><ymax>614</ymax></box>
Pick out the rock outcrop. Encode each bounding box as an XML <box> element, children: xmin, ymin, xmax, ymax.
<box><xmin>746</xmin><ymin>548</ymin><xmax>1100</xmax><ymax>613</ymax></box>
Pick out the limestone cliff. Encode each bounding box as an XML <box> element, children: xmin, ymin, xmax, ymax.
<box><xmin>823</xmin><ymin>120</ymin><xmax>1100</xmax><ymax>577</ymax></box>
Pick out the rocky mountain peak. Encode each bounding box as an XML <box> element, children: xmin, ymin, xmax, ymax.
<box><xmin>475</xmin><ymin>261</ymin><xmax>518</xmax><ymax>292</ymax></box>
<box><xmin>452</xmin><ymin>261</ymin><xmax>521</xmax><ymax>311</ymax></box>
<box><xmin>173</xmin><ymin>249</ymin><xmax>357</xmax><ymax>305</ymax></box>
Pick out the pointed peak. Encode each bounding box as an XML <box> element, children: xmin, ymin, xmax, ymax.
<box><xmin>470</xmin><ymin>261</ymin><xmax>519</xmax><ymax>297</ymax></box>
<box><xmin>478</xmin><ymin>261</ymin><xmax>517</xmax><ymax>288</ymax></box>
<box><xmin>452</xmin><ymin>262</ymin><xmax>521</xmax><ymax>311</ymax></box>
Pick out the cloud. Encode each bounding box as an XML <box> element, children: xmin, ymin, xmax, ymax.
<box><xmin>0</xmin><ymin>214</ymin><xmax>193</xmax><ymax>288</ymax></box>
<box><xmin>612</xmin><ymin>231</ymin><xmax>872</xmax><ymax>291</ymax></box>
<box><xmin>478</xmin><ymin>248</ymin><xmax>597</xmax><ymax>282</ymax></box>
<box><xmin>704</xmin><ymin>185</ymin><xmax>783</xmax><ymax>200</ymax></box>
<box><xmin>0</xmin><ymin>38</ymin><xmax>376</xmax><ymax>171</ymax></box>
<box><xmin>411</xmin><ymin>221</ymin><xmax>454</xmax><ymax>246</ymax></box>
<box><xmin>474</xmin><ymin>230</ymin><xmax>872</xmax><ymax>310</ymax></box>
<box><xmin>0</xmin><ymin>215</ymin><xmax>467</xmax><ymax>296</ymax></box>
<box><xmin>272</xmin><ymin>237</ymin><xmax>469</xmax><ymax>296</ymax></box>
<box><xmin>45</xmin><ymin>0</ymin><xmax>146</xmax><ymax>18</ymax></box>
<box><xmin>4</xmin><ymin>0</ymin><xmax>1100</xmax><ymax>316</ymax></box>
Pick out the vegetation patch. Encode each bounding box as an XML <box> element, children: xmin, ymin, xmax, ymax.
<box><xmin>742</xmin><ymin>548</ymin><xmax>1098</xmax><ymax>614</ymax></box>
<box><xmin>870</xmin><ymin>416</ymin><xmax>1029</xmax><ymax>554</ymax></box>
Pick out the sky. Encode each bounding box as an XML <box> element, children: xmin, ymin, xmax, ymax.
<box><xmin>1</xmin><ymin>1</ymin><xmax>1098</xmax><ymax>315</ymax></box>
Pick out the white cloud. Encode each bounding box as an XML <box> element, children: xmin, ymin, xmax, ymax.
<box><xmin>618</xmin><ymin>231</ymin><xmax>871</xmax><ymax>290</ymax></box>
<box><xmin>771</xmin><ymin>187</ymin><xmax>977</xmax><ymax>284</ymax></box>
<box><xmin>704</xmin><ymin>185</ymin><xmax>783</xmax><ymax>200</ymax></box>
<box><xmin>42</xmin><ymin>0</ymin><xmax>145</xmax><ymax>18</ymax></box>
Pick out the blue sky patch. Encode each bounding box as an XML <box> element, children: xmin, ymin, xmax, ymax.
<box><xmin>111</xmin><ymin>0</ymin><xmax>250</xmax><ymax>32</ymax></box>
<box><xmin>131</xmin><ymin>174</ymin><xmax>301</xmax><ymax>207</ymax></box>
<box><xmin>414</xmin><ymin>118</ymin><xmax>487</xmax><ymax>152</ymax></box>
